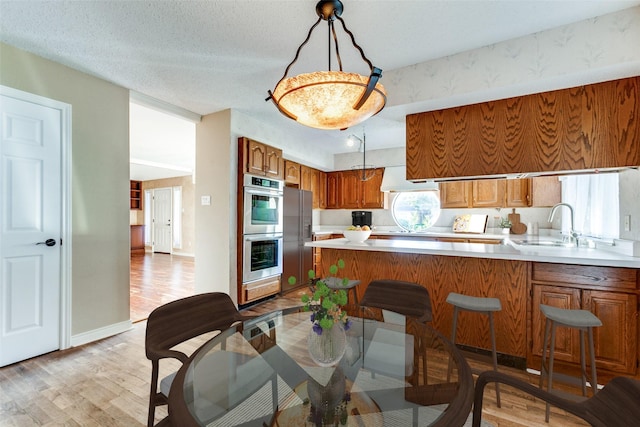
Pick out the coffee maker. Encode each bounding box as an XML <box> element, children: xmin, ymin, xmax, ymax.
<box><xmin>351</xmin><ymin>211</ymin><xmax>372</xmax><ymax>227</ymax></box>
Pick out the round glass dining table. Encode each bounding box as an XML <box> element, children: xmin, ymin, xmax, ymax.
<box><xmin>168</xmin><ymin>306</ymin><xmax>473</xmax><ymax>427</ymax></box>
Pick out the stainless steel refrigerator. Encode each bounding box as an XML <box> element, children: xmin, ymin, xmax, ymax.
<box><xmin>281</xmin><ymin>187</ymin><xmax>313</xmax><ymax>294</ymax></box>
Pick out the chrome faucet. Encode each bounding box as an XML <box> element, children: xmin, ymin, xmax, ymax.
<box><xmin>548</xmin><ymin>203</ymin><xmax>578</xmax><ymax>245</ymax></box>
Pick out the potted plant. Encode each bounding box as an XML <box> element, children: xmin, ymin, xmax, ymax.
<box><xmin>289</xmin><ymin>259</ymin><xmax>352</xmax><ymax>366</ymax></box>
<box><xmin>498</xmin><ymin>217</ymin><xmax>512</xmax><ymax>234</ymax></box>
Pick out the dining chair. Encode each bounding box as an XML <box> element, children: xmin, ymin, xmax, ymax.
<box><xmin>359</xmin><ymin>279</ymin><xmax>433</xmax><ymax>323</ymax></box>
<box><xmin>472</xmin><ymin>370</ymin><xmax>640</xmax><ymax>427</ymax></box>
<box><xmin>144</xmin><ymin>292</ymin><xmax>253</xmax><ymax>427</ymax></box>
<box><xmin>359</xmin><ymin>280</ymin><xmax>433</xmax><ymax>385</ymax></box>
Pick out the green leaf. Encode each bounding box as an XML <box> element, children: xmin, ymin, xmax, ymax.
<box><xmin>301</xmin><ymin>294</ymin><xmax>310</xmax><ymax>303</ymax></box>
<box><xmin>329</xmin><ymin>264</ymin><xmax>338</xmax><ymax>276</ymax></box>
<box><xmin>288</xmin><ymin>276</ymin><xmax>297</xmax><ymax>285</ymax></box>
<box><xmin>319</xmin><ymin>318</ymin><xmax>333</xmax><ymax>330</ymax></box>
<box><xmin>319</xmin><ymin>287</ymin><xmax>330</xmax><ymax>298</ymax></box>
<box><xmin>307</xmin><ymin>270</ymin><xmax>316</xmax><ymax>279</ymax></box>
<box><xmin>321</xmin><ymin>298</ymin><xmax>333</xmax><ymax>310</ymax></box>
<box><xmin>337</xmin><ymin>259</ymin><xmax>345</xmax><ymax>269</ymax></box>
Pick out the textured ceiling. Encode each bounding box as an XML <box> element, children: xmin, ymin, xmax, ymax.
<box><xmin>2</xmin><ymin>0</ymin><xmax>639</xmax><ymax>180</ymax></box>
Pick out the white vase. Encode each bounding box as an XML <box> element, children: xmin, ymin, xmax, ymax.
<box><xmin>308</xmin><ymin>324</ymin><xmax>347</xmax><ymax>367</ymax></box>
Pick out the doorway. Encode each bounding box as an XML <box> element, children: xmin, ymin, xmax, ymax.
<box><xmin>0</xmin><ymin>86</ymin><xmax>71</xmax><ymax>366</ymax></box>
<box><xmin>129</xmin><ymin>96</ymin><xmax>197</xmax><ymax>322</ymax></box>
<box><xmin>152</xmin><ymin>187</ymin><xmax>173</xmax><ymax>253</ymax></box>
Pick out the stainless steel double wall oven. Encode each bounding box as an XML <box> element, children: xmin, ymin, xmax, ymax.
<box><xmin>242</xmin><ymin>175</ymin><xmax>283</xmax><ymax>283</ymax></box>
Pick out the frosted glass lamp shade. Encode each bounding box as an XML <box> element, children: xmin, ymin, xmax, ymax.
<box><xmin>271</xmin><ymin>71</ymin><xmax>386</xmax><ymax>130</ymax></box>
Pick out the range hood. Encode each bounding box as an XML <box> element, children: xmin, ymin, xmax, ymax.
<box><xmin>380</xmin><ymin>165</ymin><xmax>439</xmax><ymax>192</ymax></box>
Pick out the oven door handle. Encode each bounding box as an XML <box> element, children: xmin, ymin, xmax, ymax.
<box><xmin>244</xmin><ymin>187</ymin><xmax>283</xmax><ymax>197</ymax></box>
<box><xmin>244</xmin><ymin>234</ymin><xmax>283</xmax><ymax>242</ymax></box>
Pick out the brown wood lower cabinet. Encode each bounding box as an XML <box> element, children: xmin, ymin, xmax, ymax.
<box><xmin>318</xmin><ymin>249</ymin><xmax>639</xmax><ymax>381</ymax></box>
<box><xmin>242</xmin><ymin>275</ymin><xmax>281</xmax><ymax>303</ymax></box>
<box><xmin>319</xmin><ymin>248</ymin><xmax>529</xmax><ymax>358</ymax></box>
<box><xmin>130</xmin><ymin>225</ymin><xmax>145</xmax><ymax>255</ymax></box>
<box><xmin>530</xmin><ymin>263</ymin><xmax>638</xmax><ymax>376</ymax></box>
<box><xmin>312</xmin><ymin>234</ymin><xmax>333</xmax><ymax>277</ymax></box>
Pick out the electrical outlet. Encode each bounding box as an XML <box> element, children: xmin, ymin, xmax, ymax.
<box><xmin>624</xmin><ymin>215</ymin><xmax>631</xmax><ymax>231</ymax></box>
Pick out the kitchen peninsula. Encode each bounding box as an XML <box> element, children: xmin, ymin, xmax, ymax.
<box><xmin>307</xmin><ymin>237</ymin><xmax>640</xmax><ymax>381</ymax></box>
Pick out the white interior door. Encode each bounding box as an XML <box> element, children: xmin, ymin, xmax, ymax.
<box><xmin>152</xmin><ymin>188</ymin><xmax>172</xmax><ymax>253</ymax></box>
<box><xmin>0</xmin><ymin>89</ymin><xmax>62</xmax><ymax>367</ymax></box>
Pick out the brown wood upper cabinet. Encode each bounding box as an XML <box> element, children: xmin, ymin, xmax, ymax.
<box><xmin>406</xmin><ymin>77</ymin><xmax>640</xmax><ymax>180</ymax></box>
<box><xmin>240</xmin><ymin>137</ymin><xmax>284</xmax><ymax>179</ymax></box>
<box><xmin>530</xmin><ymin>175</ymin><xmax>562</xmax><ymax>207</ymax></box>
<box><xmin>284</xmin><ymin>162</ymin><xmax>326</xmax><ymax>209</ymax></box>
<box><xmin>303</xmin><ymin>166</ymin><xmax>327</xmax><ymax>209</ymax></box>
<box><xmin>311</xmin><ymin>169</ymin><xmax>326</xmax><ymax>209</ymax></box>
<box><xmin>439</xmin><ymin>181</ymin><xmax>470</xmax><ymax>208</ymax></box>
<box><xmin>300</xmin><ymin>165</ymin><xmax>312</xmax><ymax>191</ymax></box>
<box><xmin>440</xmin><ymin>178</ymin><xmax>539</xmax><ymax>208</ymax></box>
<box><xmin>325</xmin><ymin>168</ymin><xmax>385</xmax><ymax>209</ymax></box>
<box><xmin>284</xmin><ymin>160</ymin><xmax>300</xmax><ymax>185</ymax></box>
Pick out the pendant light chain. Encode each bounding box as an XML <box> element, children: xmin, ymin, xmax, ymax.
<box><xmin>362</xmin><ymin>131</ymin><xmax>367</xmax><ymax>181</ymax></box>
<box><xmin>330</xmin><ymin>19</ymin><xmax>343</xmax><ymax>72</ymax></box>
<box><xmin>271</xmin><ymin>16</ymin><xmax>323</xmax><ymax>91</ymax></box>
<box><xmin>335</xmin><ymin>15</ymin><xmax>373</xmax><ymax>71</ymax></box>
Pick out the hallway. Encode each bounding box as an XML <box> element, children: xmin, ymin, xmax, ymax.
<box><xmin>130</xmin><ymin>253</ymin><xmax>195</xmax><ymax>323</ymax></box>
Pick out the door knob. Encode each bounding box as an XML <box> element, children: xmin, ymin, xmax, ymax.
<box><xmin>36</xmin><ymin>238</ymin><xmax>57</xmax><ymax>247</ymax></box>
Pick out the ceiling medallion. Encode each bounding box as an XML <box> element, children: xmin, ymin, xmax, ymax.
<box><xmin>266</xmin><ymin>0</ymin><xmax>386</xmax><ymax>131</ymax></box>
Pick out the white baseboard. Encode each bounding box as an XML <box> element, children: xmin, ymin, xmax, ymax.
<box><xmin>171</xmin><ymin>251</ymin><xmax>195</xmax><ymax>258</ymax></box>
<box><xmin>70</xmin><ymin>320</ymin><xmax>133</xmax><ymax>347</ymax></box>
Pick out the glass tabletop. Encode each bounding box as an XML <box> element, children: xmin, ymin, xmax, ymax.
<box><xmin>168</xmin><ymin>306</ymin><xmax>473</xmax><ymax>427</ymax></box>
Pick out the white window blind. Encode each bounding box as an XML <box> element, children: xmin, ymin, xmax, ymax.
<box><xmin>561</xmin><ymin>173</ymin><xmax>619</xmax><ymax>239</ymax></box>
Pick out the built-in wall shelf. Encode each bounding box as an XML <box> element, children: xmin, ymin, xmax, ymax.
<box><xmin>130</xmin><ymin>180</ymin><xmax>142</xmax><ymax>210</ymax></box>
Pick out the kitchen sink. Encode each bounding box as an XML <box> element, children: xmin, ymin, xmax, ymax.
<box><xmin>515</xmin><ymin>239</ymin><xmax>576</xmax><ymax>248</ymax></box>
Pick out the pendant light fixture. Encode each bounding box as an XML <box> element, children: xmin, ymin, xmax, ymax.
<box><xmin>348</xmin><ymin>129</ymin><xmax>376</xmax><ymax>181</ymax></box>
<box><xmin>266</xmin><ymin>0</ymin><xmax>386</xmax><ymax>131</ymax></box>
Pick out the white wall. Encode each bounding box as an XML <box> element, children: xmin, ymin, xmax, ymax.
<box><xmin>619</xmin><ymin>168</ymin><xmax>640</xmax><ymax>241</ymax></box>
<box><xmin>0</xmin><ymin>42</ymin><xmax>131</xmax><ymax>336</ymax></box>
<box><xmin>385</xmin><ymin>7</ymin><xmax>640</xmax><ymax>114</ymax></box>
<box><xmin>231</xmin><ymin>110</ymin><xmax>334</xmax><ymax>170</ymax></box>
<box><xmin>195</xmin><ymin>110</ymin><xmax>235</xmax><ymax>297</ymax></box>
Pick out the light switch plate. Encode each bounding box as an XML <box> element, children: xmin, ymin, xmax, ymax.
<box><xmin>624</xmin><ymin>215</ymin><xmax>631</xmax><ymax>231</ymax></box>
<box><xmin>201</xmin><ymin>195</ymin><xmax>211</xmax><ymax>206</ymax></box>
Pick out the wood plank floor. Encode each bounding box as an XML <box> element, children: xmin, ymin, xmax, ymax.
<box><xmin>0</xmin><ymin>254</ymin><xmax>591</xmax><ymax>426</ymax></box>
<box><xmin>130</xmin><ymin>253</ymin><xmax>195</xmax><ymax>323</ymax></box>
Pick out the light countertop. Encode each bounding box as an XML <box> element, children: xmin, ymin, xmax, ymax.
<box><xmin>306</xmin><ymin>237</ymin><xmax>640</xmax><ymax>269</ymax></box>
<box><xmin>313</xmin><ymin>226</ymin><xmax>528</xmax><ymax>240</ymax></box>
